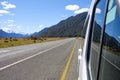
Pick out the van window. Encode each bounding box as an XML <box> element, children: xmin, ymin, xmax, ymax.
<box><xmin>99</xmin><ymin>0</ymin><xmax>120</xmax><ymax>80</ymax></box>
<box><xmin>89</xmin><ymin>0</ymin><xmax>106</xmax><ymax>80</ymax></box>
<box><xmin>81</xmin><ymin>14</ymin><xmax>89</xmax><ymax>38</ymax></box>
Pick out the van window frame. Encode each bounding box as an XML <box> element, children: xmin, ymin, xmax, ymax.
<box><xmin>89</xmin><ymin>0</ymin><xmax>108</xmax><ymax>79</ymax></box>
<box><xmin>87</xmin><ymin>0</ymin><xmax>110</xmax><ymax>80</ymax></box>
<box><xmin>95</xmin><ymin>0</ymin><xmax>109</xmax><ymax>80</ymax></box>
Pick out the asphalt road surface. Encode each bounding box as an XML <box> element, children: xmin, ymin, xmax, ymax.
<box><xmin>0</xmin><ymin>38</ymin><xmax>82</xmax><ymax>80</ymax></box>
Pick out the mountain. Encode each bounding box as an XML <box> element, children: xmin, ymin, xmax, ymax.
<box><xmin>0</xmin><ymin>29</ymin><xmax>29</xmax><ymax>38</ymax></box>
<box><xmin>32</xmin><ymin>28</ymin><xmax>48</xmax><ymax>36</ymax></box>
<box><xmin>0</xmin><ymin>29</ymin><xmax>8</xmax><ymax>37</ymax></box>
<box><xmin>34</xmin><ymin>12</ymin><xmax>88</xmax><ymax>37</ymax></box>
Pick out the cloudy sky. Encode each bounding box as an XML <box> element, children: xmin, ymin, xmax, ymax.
<box><xmin>0</xmin><ymin>0</ymin><xmax>91</xmax><ymax>34</ymax></box>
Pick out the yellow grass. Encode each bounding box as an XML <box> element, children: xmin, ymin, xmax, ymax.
<box><xmin>0</xmin><ymin>38</ymin><xmax>64</xmax><ymax>48</ymax></box>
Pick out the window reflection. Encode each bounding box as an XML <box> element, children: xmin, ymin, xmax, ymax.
<box><xmin>99</xmin><ymin>0</ymin><xmax>120</xmax><ymax>80</ymax></box>
<box><xmin>90</xmin><ymin>0</ymin><xmax>106</xmax><ymax>80</ymax></box>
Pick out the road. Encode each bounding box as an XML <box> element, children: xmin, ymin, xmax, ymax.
<box><xmin>0</xmin><ymin>38</ymin><xmax>82</xmax><ymax>80</ymax></box>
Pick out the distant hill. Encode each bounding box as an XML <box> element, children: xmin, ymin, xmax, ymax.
<box><xmin>0</xmin><ymin>29</ymin><xmax>28</xmax><ymax>38</ymax></box>
<box><xmin>34</xmin><ymin>12</ymin><xmax>88</xmax><ymax>37</ymax></box>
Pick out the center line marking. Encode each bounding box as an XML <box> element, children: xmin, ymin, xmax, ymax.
<box><xmin>60</xmin><ymin>41</ymin><xmax>76</xmax><ymax>80</ymax></box>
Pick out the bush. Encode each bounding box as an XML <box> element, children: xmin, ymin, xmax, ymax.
<box><xmin>13</xmin><ymin>38</ymin><xmax>18</xmax><ymax>41</ymax></box>
<box><xmin>33</xmin><ymin>40</ymin><xmax>36</xmax><ymax>43</ymax></box>
<box><xmin>4</xmin><ymin>40</ymin><xmax>9</xmax><ymax>43</ymax></box>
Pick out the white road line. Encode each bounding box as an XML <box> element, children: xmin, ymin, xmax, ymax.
<box><xmin>0</xmin><ymin>40</ymin><xmax>71</xmax><ymax>71</ymax></box>
<box><xmin>92</xmin><ymin>45</ymin><xmax>120</xmax><ymax>71</ymax></box>
<box><xmin>103</xmin><ymin>56</ymin><xmax>120</xmax><ymax>71</ymax></box>
<box><xmin>0</xmin><ymin>50</ymin><xmax>10</xmax><ymax>53</ymax></box>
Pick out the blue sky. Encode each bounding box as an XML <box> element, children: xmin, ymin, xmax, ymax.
<box><xmin>0</xmin><ymin>0</ymin><xmax>91</xmax><ymax>34</ymax></box>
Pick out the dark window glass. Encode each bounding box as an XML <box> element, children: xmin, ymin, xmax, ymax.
<box><xmin>89</xmin><ymin>0</ymin><xmax>106</xmax><ymax>80</ymax></box>
<box><xmin>99</xmin><ymin>0</ymin><xmax>120</xmax><ymax>80</ymax></box>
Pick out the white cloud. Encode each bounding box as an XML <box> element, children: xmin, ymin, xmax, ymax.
<box><xmin>66</xmin><ymin>6</ymin><xmax>101</xmax><ymax>14</ymax></box>
<box><xmin>8</xmin><ymin>20</ymin><xmax>14</xmax><ymax>23</ymax></box>
<box><xmin>34</xmin><ymin>25</ymin><xmax>45</xmax><ymax>32</ymax></box>
<box><xmin>1</xmin><ymin>27</ymin><xmax>12</xmax><ymax>33</ymax></box>
<box><xmin>0</xmin><ymin>10</ymin><xmax>9</xmax><ymax>14</ymax></box>
<box><xmin>3</xmin><ymin>20</ymin><xmax>14</xmax><ymax>24</ymax></box>
<box><xmin>96</xmin><ymin>8</ymin><xmax>101</xmax><ymax>14</ymax></box>
<box><xmin>16</xmin><ymin>25</ymin><xmax>21</xmax><ymax>28</ymax></box>
<box><xmin>0</xmin><ymin>10</ymin><xmax>10</xmax><ymax>16</ymax></box>
<box><xmin>65</xmin><ymin>5</ymin><xmax>79</xmax><ymax>11</ymax></box>
<box><xmin>1</xmin><ymin>1</ymin><xmax>16</xmax><ymax>10</ymax></box>
<box><xmin>39</xmin><ymin>25</ymin><xmax>43</xmax><ymax>28</ymax></box>
<box><xmin>8</xmin><ymin>24</ymin><xmax>16</xmax><ymax>27</ymax></box>
<box><xmin>74</xmin><ymin>8</ymin><xmax>89</xmax><ymax>14</ymax></box>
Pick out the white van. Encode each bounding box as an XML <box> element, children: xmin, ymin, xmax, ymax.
<box><xmin>78</xmin><ymin>0</ymin><xmax>120</xmax><ymax>80</ymax></box>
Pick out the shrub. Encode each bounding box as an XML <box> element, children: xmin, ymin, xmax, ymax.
<box><xmin>4</xmin><ymin>40</ymin><xmax>9</xmax><ymax>43</ymax></box>
<box><xmin>13</xmin><ymin>38</ymin><xmax>18</xmax><ymax>41</ymax></box>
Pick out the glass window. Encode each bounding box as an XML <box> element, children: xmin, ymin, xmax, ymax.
<box><xmin>81</xmin><ymin>14</ymin><xmax>89</xmax><ymax>38</ymax></box>
<box><xmin>89</xmin><ymin>0</ymin><xmax>106</xmax><ymax>80</ymax></box>
<box><xmin>99</xmin><ymin>0</ymin><xmax>120</xmax><ymax>80</ymax></box>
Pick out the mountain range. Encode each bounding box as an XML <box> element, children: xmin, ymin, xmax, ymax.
<box><xmin>0</xmin><ymin>29</ymin><xmax>28</xmax><ymax>38</ymax></box>
<box><xmin>33</xmin><ymin>12</ymin><xmax>87</xmax><ymax>37</ymax></box>
<box><xmin>0</xmin><ymin>12</ymin><xmax>87</xmax><ymax>38</ymax></box>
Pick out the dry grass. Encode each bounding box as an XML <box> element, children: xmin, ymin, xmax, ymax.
<box><xmin>0</xmin><ymin>38</ymin><xmax>63</xmax><ymax>48</ymax></box>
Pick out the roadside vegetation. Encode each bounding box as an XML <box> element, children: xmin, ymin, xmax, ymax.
<box><xmin>0</xmin><ymin>36</ymin><xmax>63</xmax><ymax>48</ymax></box>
